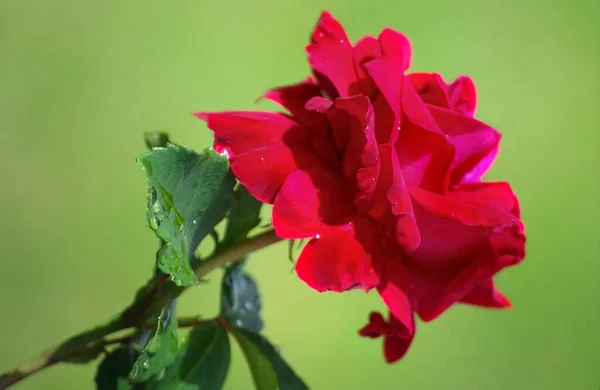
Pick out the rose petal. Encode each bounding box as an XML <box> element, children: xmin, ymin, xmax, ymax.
<box><xmin>403</xmin><ymin>76</ymin><xmax>442</xmax><ymax>134</ymax></box>
<box><xmin>410</xmin><ymin>224</ymin><xmax>525</xmax><ymax>321</ymax></box>
<box><xmin>384</xmin><ymin>313</ymin><xmax>415</xmax><ymax>363</ymax></box>
<box><xmin>408</xmin><ymin>73</ymin><xmax>450</xmax><ymax>109</ymax></box>
<box><xmin>377</xmin><ymin>259</ymin><xmax>414</xmax><ymax>337</ymax></box>
<box><xmin>198</xmin><ymin>111</ymin><xmax>321</xmax><ymax>203</ymax></box>
<box><xmin>367</xmin><ymin>144</ymin><xmax>420</xmax><ymax>251</ymax></box>
<box><xmin>196</xmin><ymin>111</ymin><xmax>302</xmax><ymax>155</ymax></box>
<box><xmin>353</xmin><ymin>36</ymin><xmax>381</xmax><ymax>98</ymax></box>
<box><xmin>323</xmin><ymin>95</ymin><xmax>380</xmax><ymax>212</ymax></box>
<box><xmin>361</xmin><ymin>29</ymin><xmax>412</xmax><ymax>143</ymax></box>
<box><xmin>260</xmin><ymin>87</ymin><xmax>339</xmax><ymax>167</ymax></box>
<box><xmin>307</xmin><ymin>11</ymin><xmax>357</xmax><ymax>98</ymax></box>
<box><xmin>359</xmin><ymin>310</ymin><xmax>415</xmax><ymax>363</ymax></box>
<box><xmin>454</xmin><ymin>181</ymin><xmax>521</xmax><ymax>217</ymax></box>
<box><xmin>427</xmin><ymin>105</ymin><xmax>501</xmax><ymax>185</ymax></box>
<box><xmin>395</xmin><ymin>122</ymin><xmax>453</xmax><ymax>192</ymax></box>
<box><xmin>273</xmin><ymin>168</ymin><xmax>354</xmax><ymax>239</ymax></box>
<box><xmin>295</xmin><ymin>219</ymin><xmax>380</xmax><ymax>292</ymax></box>
<box><xmin>410</xmin><ymin>186</ymin><xmax>517</xmax><ymax>228</ymax></box>
<box><xmin>409</xmin><ymin>198</ymin><xmax>492</xmax><ymax>269</ymax></box>
<box><xmin>358</xmin><ymin>312</ymin><xmax>389</xmax><ymax>338</ymax></box>
<box><xmin>388</xmin><ymin>145</ymin><xmax>421</xmax><ymax>251</ymax></box>
<box><xmin>261</xmin><ymin>78</ymin><xmax>327</xmax><ymax>131</ymax></box>
<box><xmin>460</xmin><ymin>279</ymin><xmax>512</xmax><ymax>308</ymax></box>
<box><xmin>384</xmin><ymin>331</ymin><xmax>414</xmax><ymax>363</ymax></box>
<box><xmin>305</xmin><ymin>96</ymin><xmax>333</xmax><ymax>113</ymax></box>
<box><xmin>364</xmin><ymin>58</ymin><xmax>402</xmax><ymax>143</ymax></box>
<box><xmin>230</xmin><ymin>146</ymin><xmax>301</xmax><ymax>203</ymax></box>
<box><xmin>378</xmin><ymin>28</ymin><xmax>412</xmax><ymax>70</ymax></box>
<box><xmin>448</xmin><ymin>75</ymin><xmax>477</xmax><ymax>117</ymax></box>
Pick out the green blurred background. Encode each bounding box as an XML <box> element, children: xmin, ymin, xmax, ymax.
<box><xmin>1</xmin><ymin>0</ymin><xmax>598</xmax><ymax>389</ymax></box>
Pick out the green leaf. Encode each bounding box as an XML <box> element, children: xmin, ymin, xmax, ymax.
<box><xmin>138</xmin><ymin>146</ymin><xmax>235</xmax><ymax>286</ymax></box>
<box><xmin>220</xmin><ymin>264</ymin><xmax>263</xmax><ymax>333</ymax></box>
<box><xmin>232</xmin><ymin>329</ymin><xmax>308</xmax><ymax>390</ymax></box>
<box><xmin>144</xmin><ymin>132</ymin><xmax>170</xmax><ymax>149</ymax></box>
<box><xmin>152</xmin><ymin>321</ymin><xmax>230</xmax><ymax>390</ymax></box>
<box><xmin>95</xmin><ymin>345</ymin><xmax>141</xmax><ymax>390</ymax></box>
<box><xmin>129</xmin><ymin>300</ymin><xmax>178</xmax><ymax>382</ymax></box>
<box><xmin>222</xmin><ymin>185</ymin><xmax>262</xmax><ymax>247</ymax></box>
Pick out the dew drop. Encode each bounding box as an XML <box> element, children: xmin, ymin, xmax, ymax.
<box><xmin>142</xmin><ymin>361</ymin><xmax>149</xmax><ymax>369</ymax></box>
<box><xmin>152</xmin><ymin>202</ymin><xmax>162</xmax><ymax>214</ymax></box>
<box><xmin>192</xmin><ymin>219</ymin><xmax>198</xmax><ymax>225</ymax></box>
<box><xmin>339</xmin><ymin>38</ymin><xmax>346</xmax><ymax>44</ymax></box>
<box><xmin>260</xmin><ymin>156</ymin><xmax>265</xmax><ymax>165</ymax></box>
<box><xmin>244</xmin><ymin>301</ymin><xmax>254</xmax><ymax>310</ymax></box>
<box><xmin>149</xmin><ymin>217</ymin><xmax>159</xmax><ymax>230</ymax></box>
<box><xmin>235</xmin><ymin>319</ymin><xmax>244</xmax><ymax>327</ymax></box>
<box><xmin>315</xmin><ymin>234</ymin><xmax>321</xmax><ymax>239</ymax></box>
<box><xmin>219</xmin><ymin>149</ymin><xmax>231</xmax><ymax>159</ymax></box>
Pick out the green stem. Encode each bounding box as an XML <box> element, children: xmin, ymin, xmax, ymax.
<box><xmin>0</xmin><ymin>229</ymin><xmax>281</xmax><ymax>389</ymax></box>
<box><xmin>0</xmin><ymin>317</ymin><xmax>122</xmax><ymax>389</ymax></box>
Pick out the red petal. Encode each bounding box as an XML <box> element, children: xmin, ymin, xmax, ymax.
<box><xmin>410</xmin><ymin>224</ymin><xmax>525</xmax><ymax>321</ymax></box>
<box><xmin>196</xmin><ymin>111</ymin><xmax>301</xmax><ymax>156</ymax></box>
<box><xmin>410</xmin><ymin>186</ymin><xmax>517</xmax><ymax>228</ymax></box>
<box><xmin>408</xmin><ymin>73</ymin><xmax>450</xmax><ymax>109</ymax></box>
<box><xmin>305</xmin><ymin>96</ymin><xmax>333</xmax><ymax>113</ymax></box>
<box><xmin>388</xmin><ymin>145</ymin><xmax>421</xmax><ymax>251</ymax></box>
<box><xmin>352</xmin><ymin>36</ymin><xmax>381</xmax><ymax>98</ymax></box>
<box><xmin>454</xmin><ymin>181</ymin><xmax>521</xmax><ymax>217</ymax></box>
<box><xmin>384</xmin><ymin>311</ymin><xmax>415</xmax><ymax>363</ymax></box>
<box><xmin>377</xmin><ymin>260</ymin><xmax>414</xmax><ymax>337</ymax></box>
<box><xmin>359</xmin><ymin>310</ymin><xmax>415</xmax><ymax>363</ymax></box>
<box><xmin>448</xmin><ymin>75</ymin><xmax>477</xmax><ymax>117</ymax></box>
<box><xmin>403</xmin><ymin>76</ymin><xmax>442</xmax><ymax>134</ymax></box>
<box><xmin>460</xmin><ymin>279</ymin><xmax>512</xmax><ymax>308</ymax></box>
<box><xmin>409</xmin><ymin>199</ymin><xmax>492</xmax><ymax>269</ymax></box>
<box><xmin>358</xmin><ymin>312</ymin><xmax>389</xmax><ymax>338</ymax></box>
<box><xmin>295</xmin><ymin>219</ymin><xmax>380</xmax><ymax>292</ymax></box>
<box><xmin>368</xmin><ymin>144</ymin><xmax>420</xmax><ymax>251</ymax></box>
<box><xmin>307</xmin><ymin>11</ymin><xmax>357</xmax><ymax>98</ymax></box>
<box><xmin>261</xmin><ymin>78</ymin><xmax>327</xmax><ymax>132</ymax></box>
<box><xmin>273</xmin><ymin>168</ymin><xmax>354</xmax><ymax>239</ymax></box>
<box><xmin>395</xmin><ymin>122</ymin><xmax>453</xmax><ymax>192</ymax></box>
<box><xmin>372</xmin><ymin>92</ymin><xmax>395</xmax><ymax>144</ymax></box>
<box><xmin>198</xmin><ymin>111</ymin><xmax>322</xmax><ymax>203</ymax></box>
<box><xmin>383</xmin><ymin>333</ymin><xmax>414</xmax><ymax>363</ymax></box>
<box><xmin>427</xmin><ymin>105</ymin><xmax>501</xmax><ymax>185</ymax></box>
<box><xmin>364</xmin><ymin>58</ymin><xmax>402</xmax><ymax>143</ymax></box>
<box><xmin>324</xmin><ymin>95</ymin><xmax>380</xmax><ymax>212</ymax></box>
<box><xmin>361</xmin><ymin>30</ymin><xmax>407</xmax><ymax>143</ymax></box>
<box><xmin>362</xmin><ymin>29</ymin><xmax>412</xmax><ymax>143</ymax></box>
<box><xmin>457</xmin><ymin>146</ymin><xmax>499</xmax><ymax>184</ymax></box>
<box><xmin>378</xmin><ymin>28</ymin><xmax>411</xmax><ymax>71</ymax></box>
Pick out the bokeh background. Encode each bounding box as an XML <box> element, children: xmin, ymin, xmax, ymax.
<box><xmin>1</xmin><ymin>1</ymin><xmax>599</xmax><ymax>389</ymax></box>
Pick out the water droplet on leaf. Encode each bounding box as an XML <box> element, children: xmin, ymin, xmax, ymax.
<box><xmin>149</xmin><ymin>217</ymin><xmax>159</xmax><ymax>230</ymax></box>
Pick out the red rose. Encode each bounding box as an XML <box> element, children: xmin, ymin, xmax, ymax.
<box><xmin>197</xmin><ymin>11</ymin><xmax>525</xmax><ymax>362</ymax></box>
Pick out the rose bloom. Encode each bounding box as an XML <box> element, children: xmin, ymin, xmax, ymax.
<box><xmin>197</xmin><ymin>11</ymin><xmax>525</xmax><ymax>362</ymax></box>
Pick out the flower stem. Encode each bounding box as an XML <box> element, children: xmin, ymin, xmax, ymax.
<box><xmin>0</xmin><ymin>229</ymin><xmax>281</xmax><ymax>389</ymax></box>
<box><xmin>0</xmin><ymin>317</ymin><xmax>122</xmax><ymax>389</ymax></box>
